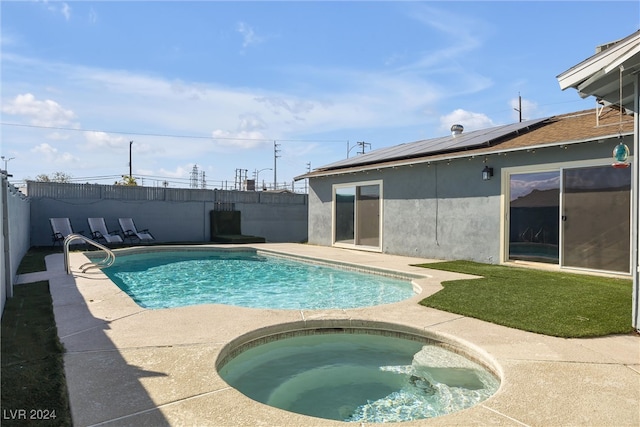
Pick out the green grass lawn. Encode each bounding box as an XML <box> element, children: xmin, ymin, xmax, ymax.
<box><xmin>1</xmin><ymin>281</ymin><xmax>71</xmax><ymax>426</ymax></box>
<box><xmin>416</xmin><ymin>260</ymin><xmax>634</xmax><ymax>338</ymax></box>
<box><xmin>2</xmin><ymin>248</ymin><xmax>71</xmax><ymax>426</ymax></box>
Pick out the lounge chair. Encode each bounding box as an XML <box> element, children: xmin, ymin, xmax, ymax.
<box><xmin>118</xmin><ymin>218</ymin><xmax>154</xmax><ymax>243</ymax></box>
<box><xmin>88</xmin><ymin>218</ymin><xmax>123</xmax><ymax>244</ymax></box>
<box><xmin>49</xmin><ymin>218</ymin><xmax>83</xmax><ymax>247</ymax></box>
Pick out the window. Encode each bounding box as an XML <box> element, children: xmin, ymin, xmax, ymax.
<box><xmin>333</xmin><ymin>181</ymin><xmax>382</xmax><ymax>250</ymax></box>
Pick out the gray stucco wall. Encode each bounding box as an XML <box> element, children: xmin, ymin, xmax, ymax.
<box><xmin>308</xmin><ymin>137</ymin><xmax>625</xmax><ymax>263</ymax></box>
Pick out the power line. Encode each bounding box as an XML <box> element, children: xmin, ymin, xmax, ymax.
<box><xmin>0</xmin><ymin>122</ymin><xmax>348</xmax><ymax>143</ymax></box>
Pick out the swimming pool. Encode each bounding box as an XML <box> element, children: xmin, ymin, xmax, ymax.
<box><xmin>217</xmin><ymin>326</ymin><xmax>500</xmax><ymax>423</ymax></box>
<box><xmin>99</xmin><ymin>249</ymin><xmax>416</xmax><ymax>310</ymax></box>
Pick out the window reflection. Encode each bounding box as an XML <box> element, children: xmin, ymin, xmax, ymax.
<box><xmin>335</xmin><ymin>187</ymin><xmax>355</xmax><ymax>244</ymax></box>
<box><xmin>509</xmin><ymin>172</ymin><xmax>560</xmax><ymax>264</ymax></box>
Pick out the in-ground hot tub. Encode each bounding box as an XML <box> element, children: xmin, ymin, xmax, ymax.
<box><xmin>216</xmin><ymin>322</ymin><xmax>501</xmax><ymax>423</ymax></box>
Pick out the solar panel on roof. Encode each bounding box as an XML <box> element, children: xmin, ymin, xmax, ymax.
<box><xmin>319</xmin><ymin>117</ymin><xmax>549</xmax><ymax>170</ymax></box>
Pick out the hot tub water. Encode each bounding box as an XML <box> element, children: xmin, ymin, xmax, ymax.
<box><xmin>218</xmin><ymin>332</ymin><xmax>499</xmax><ymax>423</ymax></box>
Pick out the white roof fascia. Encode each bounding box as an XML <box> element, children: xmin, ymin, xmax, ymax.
<box><xmin>603</xmin><ymin>44</ymin><xmax>640</xmax><ymax>74</ymax></box>
<box><xmin>557</xmin><ymin>31</ymin><xmax>640</xmax><ymax>90</ymax></box>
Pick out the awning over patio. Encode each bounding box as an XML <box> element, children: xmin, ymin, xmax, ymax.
<box><xmin>558</xmin><ymin>30</ymin><xmax>640</xmax><ymax>331</ymax></box>
<box><xmin>557</xmin><ymin>30</ymin><xmax>640</xmax><ymax>112</ymax></box>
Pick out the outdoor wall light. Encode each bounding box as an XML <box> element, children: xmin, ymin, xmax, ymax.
<box><xmin>482</xmin><ymin>166</ymin><xmax>494</xmax><ymax>181</ymax></box>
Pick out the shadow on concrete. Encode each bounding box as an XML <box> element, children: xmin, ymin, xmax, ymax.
<box><xmin>46</xmin><ymin>254</ymin><xmax>171</xmax><ymax>427</ymax></box>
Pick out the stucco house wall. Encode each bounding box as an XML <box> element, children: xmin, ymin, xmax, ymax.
<box><xmin>308</xmin><ymin>136</ymin><xmax>621</xmax><ymax>264</ymax></box>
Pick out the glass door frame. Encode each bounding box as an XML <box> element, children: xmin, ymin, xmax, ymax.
<box><xmin>332</xmin><ymin>180</ymin><xmax>383</xmax><ymax>252</ymax></box>
<box><xmin>502</xmin><ymin>158</ymin><xmax>633</xmax><ymax>274</ymax></box>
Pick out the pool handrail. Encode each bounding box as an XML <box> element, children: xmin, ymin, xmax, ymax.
<box><xmin>64</xmin><ymin>233</ymin><xmax>116</xmax><ymax>274</ymax></box>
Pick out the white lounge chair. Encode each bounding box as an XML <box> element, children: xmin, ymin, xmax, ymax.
<box><xmin>118</xmin><ymin>218</ymin><xmax>154</xmax><ymax>243</ymax></box>
<box><xmin>88</xmin><ymin>218</ymin><xmax>123</xmax><ymax>244</ymax></box>
<box><xmin>49</xmin><ymin>218</ymin><xmax>83</xmax><ymax>247</ymax></box>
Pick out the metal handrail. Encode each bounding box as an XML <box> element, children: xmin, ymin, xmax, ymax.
<box><xmin>64</xmin><ymin>233</ymin><xmax>116</xmax><ymax>274</ymax></box>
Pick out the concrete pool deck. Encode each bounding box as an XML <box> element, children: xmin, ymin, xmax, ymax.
<box><xmin>26</xmin><ymin>243</ymin><xmax>639</xmax><ymax>426</ymax></box>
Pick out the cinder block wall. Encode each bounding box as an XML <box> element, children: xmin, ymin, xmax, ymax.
<box><xmin>28</xmin><ymin>183</ymin><xmax>307</xmax><ymax>247</ymax></box>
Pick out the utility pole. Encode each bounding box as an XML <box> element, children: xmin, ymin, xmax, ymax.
<box><xmin>129</xmin><ymin>141</ymin><xmax>133</xmax><ymax>179</ymax></box>
<box><xmin>514</xmin><ymin>93</ymin><xmax>522</xmax><ymax>122</ymax></box>
<box><xmin>358</xmin><ymin>141</ymin><xmax>371</xmax><ymax>155</ymax></box>
<box><xmin>305</xmin><ymin>162</ymin><xmax>311</xmax><ymax>194</ymax></box>
<box><xmin>273</xmin><ymin>141</ymin><xmax>280</xmax><ymax>191</ymax></box>
<box><xmin>1</xmin><ymin>156</ymin><xmax>14</xmax><ymax>172</ymax></box>
<box><xmin>348</xmin><ymin>141</ymin><xmax>370</xmax><ymax>157</ymax></box>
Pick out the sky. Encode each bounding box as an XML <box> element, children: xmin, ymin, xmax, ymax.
<box><xmin>1</xmin><ymin>1</ymin><xmax>639</xmax><ymax>191</ymax></box>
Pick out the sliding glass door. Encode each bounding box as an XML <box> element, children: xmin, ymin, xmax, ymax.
<box><xmin>562</xmin><ymin>165</ymin><xmax>631</xmax><ymax>272</ymax></box>
<box><xmin>333</xmin><ymin>181</ymin><xmax>381</xmax><ymax>250</ymax></box>
<box><xmin>507</xmin><ymin>164</ymin><xmax>631</xmax><ymax>273</ymax></box>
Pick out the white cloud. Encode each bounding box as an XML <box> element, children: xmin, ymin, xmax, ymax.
<box><xmin>255</xmin><ymin>96</ymin><xmax>316</xmax><ymax>118</ymax></box>
<box><xmin>0</xmin><ymin>32</ymin><xmax>17</xmax><ymax>47</ymax></box>
<box><xmin>238</xmin><ymin>113</ymin><xmax>268</xmax><ymax>132</ymax></box>
<box><xmin>0</xmin><ymin>27</ymin><xmax>504</xmax><ymax>183</ymax></box>
<box><xmin>88</xmin><ymin>8</ymin><xmax>98</xmax><ymax>24</ymax></box>
<box><xmin>158</xmin><ymin>166</ymin><xmax>189</xmax><ymax>179</ymax></box>
<box><xmin>61</xmin><ymin>3</ymin><xmax>71</xmax><ymax>21</ymax></box>
<box><xmin>42</xmin><ymin>1</ymin><xmax>71</xmax><ymax>21</ymax></box>
<box><xmin>2</xmin><ymin>93</ymin><xmax>77</xmax><ymax>127</ymax></box>
<box><xmin>83</xmin><ymin>131</ymin><xmax>126</xmax><ymax>149</ymax></box>
<box><xmin>32</xmin><ymin>143</ymin><xmax>57</xmax><ymax>156</ymax></box>
<box><xmin>47</xmin><ymin>131</ymin><xmax>70</xmax><ymax>141</ymax></box>
<box><xmin>236</xmin><ymin>21</ymin><xmax>263</xmax><ymax>49</ymax></box>
<box><xmin>31</xmin><ymin>142</ymin><xmax>78</xmax><ymax>164</ymax></box>
<box><xmin>211</xmin><ymin>129</ymin><xmax>270</xmax><ymax>149</ymax></box>
<box><xmin>438</xmin><ymin>109</ymin><xmax>496</xmax><ymax>133</ymax></box>
<box><xmin>2</xmin><ymin>49</ymin><xmax>489</xmax><ymax>146</ymax></box>
<box><xmin>401</xmin><ymin>5</ymin><xmax>487</xmax><ymax>72</ymax></box>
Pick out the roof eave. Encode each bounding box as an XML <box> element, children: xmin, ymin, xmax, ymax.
<box><xmin>295</xmin><ymin>130</ymin><xmax>633</xmax><ymax>181</ymax></box>
<box><xmin>557</xmin><ymin>30</ymin><xmax>640</xmax><ymax>91</ymax></box>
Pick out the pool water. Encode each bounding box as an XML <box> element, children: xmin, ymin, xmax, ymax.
<box><xmin>100</xmin><ymin>250</ymin><xmax>415</xmax><ymax>309</ymax></box>
<box><xmin>218</xmin><ymin>332</ymin><xmax>500</xmax><ymax>422</ymax></box>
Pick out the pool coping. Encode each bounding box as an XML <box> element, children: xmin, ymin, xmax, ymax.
<box><xmin>39</xmin><ymin>243</ymin><xmax>639</xmax><ymax>426</ymax></box>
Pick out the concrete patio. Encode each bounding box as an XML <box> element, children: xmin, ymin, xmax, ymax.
<box><xmin>24</xmin><ymin>243</ymin><xmax>640</xmax><ymax>426</ymax></box>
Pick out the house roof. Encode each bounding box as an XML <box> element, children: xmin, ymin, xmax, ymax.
<box><xmin>319</xmin><ymin>117</ymin><xmax>548</xmax><ymax>171</ymax></box>
<box><xmin>557</xmin><ymin>30</ymin><xmax>640</xmax><ymax>112</ymax></box>
<box><xmin>296</xmin><ymin>107</ymin><xmax>634</xmax><ymax>180</ymax></box>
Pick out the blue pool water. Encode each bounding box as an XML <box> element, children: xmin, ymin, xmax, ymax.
<box><xmin>218</xmin><ymin>332</ymin><xmax>500</xmax><ymax>422</ymax></box>
<box><xmin>100</xmin><ymin>250</ymin><xmax>415</xmax><ymax>309</ymax></box>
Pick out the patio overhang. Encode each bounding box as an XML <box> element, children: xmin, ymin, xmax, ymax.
<box><xmin>558</xmin><ymin>30</ymin><xmax>640</xmax><ymax>331</ymax></box>
<box><xmin>557</xmin><ymin>30</ymin><xmax>640</xmax><ymax>111</ymax></box>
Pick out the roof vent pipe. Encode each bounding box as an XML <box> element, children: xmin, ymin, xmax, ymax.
<box><xmin>451</xmin><ymin>124</ymin><xmax>464</xmax><ymax>137</ymax></box>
